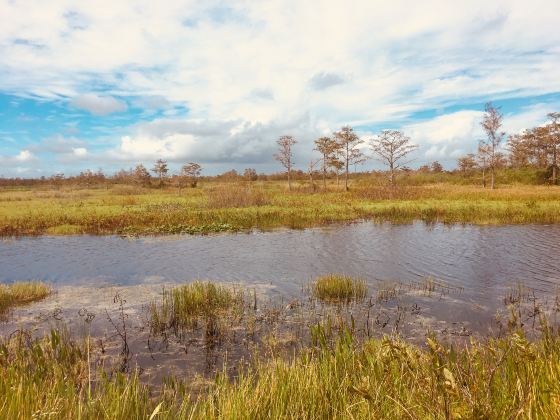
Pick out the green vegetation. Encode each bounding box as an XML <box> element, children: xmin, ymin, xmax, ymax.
<box><xmin>0</xmin><ymin>281</ymin><xmax>51</xmax><ymax>315</ymax></box>
<box><xmin>1</xmin><ymin>324</ymin><xmax>559</xmax><ymax>418</ymax></box>
<box><xmin>2</xmin><ymin>175</ymin><xmax>560</xmax><ymax>237</ymax></box>
<box><xmin>312</xmin><ymin>274</ymin><xmax>367</xmax><ymax>303</ymax></box>
<box><xmin>149</xmin><ymin>281</ymin><xmax>244</xmax><ymax>333</ymax></box>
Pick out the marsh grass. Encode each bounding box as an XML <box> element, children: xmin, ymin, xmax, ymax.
<box><xmin>205</xmin><ymin>184</ymin><xmax>270</xmax><ymax>208</ymax></box>
<box><xmin>312</xmin><ymin>274</ymin><xmax>367</xmax><ymax>303</ymax></box>
<box><xmin>2</xmin><ymin>321</ymin><xmax>560</xmax><ymax>418</ymax></box>
<box><xmin>0</xmin><ymin>281</ymin><xmax>51</xmax><ymax>315</ymax></box>
<box><xmin>149</xmin><ymin>281</ymin><xmax>244</xmax><ymax>334</ymax></box>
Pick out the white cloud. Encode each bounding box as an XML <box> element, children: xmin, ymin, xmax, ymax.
<box><xmin>70</xmin><ymin>93</ymin><xmax>127</xmax><ymax>115</ymax></box>
<box><xmin>72</xmin><ymin>147</ymin><xmax>87</xmax><ymax>157</ymax></box>
<box><xmin>1</xmin><ymin>1</ymin><xmax>560</xmax><ymax>172</ymax></box>
<box><xmin>15</xmin><ymin>149</ymin><xmax>34</xmax><ymax>161</ymax></box>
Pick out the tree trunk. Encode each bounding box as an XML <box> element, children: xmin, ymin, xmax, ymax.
<box><xmin>552</xmin><ymin>148</ymin><xmax>558</xmax><ymax>185</ymax></box>
<box><xmin>288</xmin><ymin>168</ymin><xmax>292</xmax><ymax>191</ymax></box>
<box><xmin>490</xmin><ymin>166</ymin><xmax>495</xmax><ymax>190</ymax></box>
<box><xmin>482</xmin><ymin>167</ymin><xmax>486</xmax><ymax>188</ymax></box>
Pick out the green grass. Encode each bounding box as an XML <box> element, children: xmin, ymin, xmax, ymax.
<box><xmin>1</xmin><ymin>178</ymin><xmax>560</xmax><ymax>237</ymax></box>
<box><xmin>312</xmin><ymin>274</ymin><xmax>368</xmax><ymax>303</ymax></box>
<box><xmin>1</xmin><ymin>324</ymin><xmax>560</xmax><ymax>419</ymax></box>
<box><xmin>149</xmin><ymin>281</ymin><xmax>244</xmax><ymax>333</ymax></box>
<box><xmin>0</xmin><ymin>281</ymin><xmax>51</xmax><ymax>315</ymax></box>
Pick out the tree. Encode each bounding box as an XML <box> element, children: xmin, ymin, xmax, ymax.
<box><xmin>457</xmin><ymin>154</ymin><xmax>477</xmax><ymax>174</ymax></box>
<box><xmin>369</xmin><ymin>130</ymin><xmax>418</xmax><ymax>186</ymax></box>
<box><xmin>181</xmin><ymin>162</ymin><xmax>202</xmax><ymax>188</ymax></box>
<box><xmin>307</xmin><ymin>158</ymin><xmax>321</xmax><ymax>190</ymax></box>
<box><xmin>507</xmin><ymin>134</ymin><xmax>531</xmax><ymax>168</ymax></box>
<box><xmin>480</xmin><ymin>102</ymin><xmax>506</xmax><ymax>189</ymax></box>
<box><xmin>243</xmin><ymin>168</ymin><xmax>258</xmax><ymax>181</ymax></box>
<box><xmin>133</xmin><ymin>164</ymin><xmax>151</xmax><ymax>186</ymax></box>
<box><xmin>546</xmin><ymin>112</ymin><xmax>560</xmax><ymax>184</ymax></box>
<box><xmin>151</xmin><ymin>159</ymin><xmax>168</xmax><ymax>186</ymax></box>
<box><xmin>431</xmin><ymin>161</ymin><xmax>443</xmax><ymax>173</ymax></box>
<box><xmin>333</xmin><ymin>126</ymin><xmax>365</xmax><ymax>191</ymax></box>
<box><xmin>313</xmin><ymin>136</ymin><xmax>339</xmax><ymax>189</ymax></box>
<box><xmin>273</xmin><ymin>135</ymin><xmax>297</xmax><ymax>191</ymax></box>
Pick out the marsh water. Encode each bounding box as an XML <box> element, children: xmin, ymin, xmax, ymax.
<box><xmin>1</xmin><ymin>222</ymin><xmax>560</xmax><ymax>384</ymax></box>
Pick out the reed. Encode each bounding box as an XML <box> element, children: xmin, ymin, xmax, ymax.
<box><xmin>312</xmin><ymin>274</ymin><xmax>368</xmax><ymax>303</ymax></box>
<box><xmin>149</xmin><ymin>281</ymin><xmax>244</xmax><ymax>333</ymax></box>
<box><xmin>0</xmin><ymin>281</ymin><xmax>51</xmax><ymax>315</ymax></box>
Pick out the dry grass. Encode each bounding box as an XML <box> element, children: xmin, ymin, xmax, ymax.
<box><xmin>205</xmin><ymin>184</ymin><xmax>270</xmax><ymax>208</ymax></box>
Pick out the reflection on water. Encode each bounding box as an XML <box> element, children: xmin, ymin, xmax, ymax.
<box><xmin>2</xmin><ymin>222</ymin><xmax>559</xmax><ymax>298</ymax></box>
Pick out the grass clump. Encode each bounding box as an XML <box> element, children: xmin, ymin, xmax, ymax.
<box><xmin>312</xmin><ymin>274</ymin><xmax>367</xmax><ymax>303</ymax></box>
<box><xmin>150</xmin><ymin>281</ymin><xmax>244</xmax><ymax>332</ymax></box>
<box><xmin>0</xmin><ymin>281</ymin><xmax>51</xmax><ymax>315</ymax></box>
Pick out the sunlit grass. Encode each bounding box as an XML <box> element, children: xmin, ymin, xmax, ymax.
<box><xmin>0</xmin><ymin>281</ymin><xmax>51</xmax><ymax>315</ymax></box>
<box><xmin>1</xmin><ymin>324</ymin><xmax>560</xmax><ymax>418</ymax></box>
<box><xmin>312</xmin><ymin>274</ymin><xmax>367</xmax><ymax>303</ymax></box>
<box><xmin>1</xmin><ymin>179</ymin><xmax>560</xmax><ymax>236</ymax></box>
<box><xmin>149</xmin><ymin>281</ymin><xmax>244</xmax><ymax>333</ymax></box>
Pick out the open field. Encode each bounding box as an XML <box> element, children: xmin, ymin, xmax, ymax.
<box><xmin>1</xmin><ymin>176</ymin><xmax>560</xmax><ymax>237</ymax></box>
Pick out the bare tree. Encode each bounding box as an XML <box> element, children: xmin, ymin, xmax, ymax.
<box><xmin>180</xmin><ymin>162</ymin><xmax>202</xmax><ymax>188</ymax></box>
<box><xmin>480</xmin><ymin>102</ymin><xmax>506</xmax><ymax>189</ymax></box>
<box><xmin>314</xmin><ymin>136</ymin><xmax>339</xmax><ymax>189</ymax></box>
<box><xmin>307</xmin><ymin>158</ymin><xmax>321</xmax><ymax>190</ymax></box>
<box><xmin>133</xmin><ymin>164</ymin><xmax>151</xmax><ymax>186</ymax></box>
<box><xmin>243</xmin><ymin>168</ymin><xmax>258</xmax><ymax>181</ymax></box>
<box><xmin>457</xmin><ymin>154</ymin><xmax>477</xmax><ymax>174</ymax></box>
<box><xmin>431</xmin><ymin>161</ymin><xmax>443</xmax><ymax>173</ymax></box>
<box><xmin>274</xmin><ymin>135</ymin><xmax>297</xmax><ymax>191</ymax></box>
<box><xmin>546</xmin><ymin>112</ymin><xmax>560</xmax><ymax>184</ymax></box>
<box><xmin>151</xmin><ymin>159</ymin><xmax>169</xmax><ymax>187</ymax></box>
<box><xmin>369</xmin><ymin>130</ymin><xmax>418</xmax><ymax>185</ymax></box>
<box><xmin>333</xmin><ymin>126</ymin><xmax>365</xmax><ymax>191</ymax></box>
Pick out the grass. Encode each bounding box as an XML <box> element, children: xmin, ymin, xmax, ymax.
<box><xmin>1</xmin><ymin>177</ymin><xmax>560</xmax><ymax>236</ymax></box>
<box><xmin>0</xmin><ymin>281</ymin><xmax>51</xmax><ymax>315</ymax></box>
<box><xmin>1</xmin><ymin>323</ymin><xmax>560</xmax><ymax>418</ymax></box>
<box><xmin>149</xmin><ymin>281</ymin><xmax>244</xmax><ymax>333</ymax></box>
<box><xmin>312</xmin><ymin>274</ymin><xmax>368</xmax><ymax>303</ymax></box>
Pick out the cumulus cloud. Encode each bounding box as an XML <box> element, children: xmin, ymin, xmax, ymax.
<box><xmin>70</xmin><ymin>93</ymin><xmax>127</xmax><ymax>115</ymax></box>
<box><xmin>15</xmin><ymin>149</ymin><xmax>34</xmax><ymax>162</ymax></box>
<box><xmin>1</xmin><ymin>1</ymin><xmax>560</xmax><ymax>173</ymax></box>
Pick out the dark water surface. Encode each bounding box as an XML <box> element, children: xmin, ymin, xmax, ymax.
<box><xmin>2</xmin><ymin>222</ymin><xmax>560</xmax><ymax>300</ymax></box>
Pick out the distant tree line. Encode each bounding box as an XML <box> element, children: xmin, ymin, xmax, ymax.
<box><xmin>1</xmin><ymin>104</ymin><xmax>558</xmax><ymax>189</ymax></box>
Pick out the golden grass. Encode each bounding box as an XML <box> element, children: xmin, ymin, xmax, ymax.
<box><xmin>312</xmin><ymin>274</ymin><xmax>368</xmax><ymax>302</ymax></box>
<box><xmin>1</xmin><ymin>179</ymin><xmax>560</xmax><ymax>236</ymax></box>
<box><xmin>0</xmin><ymin>281</ymin><xmax>51</xmax><ymax>314</ymax></box>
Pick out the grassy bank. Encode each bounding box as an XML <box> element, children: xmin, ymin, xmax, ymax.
<box><xmin>1</xmin><ymin>323</ymin><xmax>559</xmax><ymax>419</ymax></box>
<box><xmin>1</xmin><ymin>181</ymin><xmax>560</xmax><ymax>236</ymax></box>
<box><xmin>0</xmin><ymin>281</ymin><xmax>51</xmax><ymax>316</ymax></box>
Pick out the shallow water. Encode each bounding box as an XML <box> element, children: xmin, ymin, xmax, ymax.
<box><xmin>2</xmin><ymin>221</ymin><xmax>559</xmax><ymax>296</ymax></box>
<box><xmin>2</xmin><ymin>221</ymin><xmax>559</xmax><ymax>383</ymax></box>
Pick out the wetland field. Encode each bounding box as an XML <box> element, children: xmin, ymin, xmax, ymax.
<box><xmin>1</xmin><ymin>181</ymin><xmax>560</xmax><ymax>418</ymax></box>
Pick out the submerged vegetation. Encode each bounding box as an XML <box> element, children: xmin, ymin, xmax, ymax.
<box><xmin>2</xmin><ymin>177</ymin><xmax>560</xmax><ymax>237</ymax></box>
<box><xmin>312</xmin><ymin>274</ymin><xmax>367</xmax><ymax>303</ymax></box>
<box><xmin>0</xmin><ymin>281</ymin><xmax>51</xmax><ymax>316</ymax></box>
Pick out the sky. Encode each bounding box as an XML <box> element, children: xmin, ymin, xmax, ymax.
<box><xmin>1</xmin><ymin>0</ymin><xmax>560</xmax><ymax>177</ymax></box>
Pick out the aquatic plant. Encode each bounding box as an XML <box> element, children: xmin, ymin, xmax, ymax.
<box><xmin>149</xmin><ymin>281</ymin><xmax>244</xmax><ymax>333</ymax></box>
<box><xmin>0</xmin><ymin>281</ymin><xmax>51</xmax><ymax>315</ymax></box>
<box><xmin>312</xmin><ymin>274</ymin><xmax>367</xmax><ymax>303</ymax></box>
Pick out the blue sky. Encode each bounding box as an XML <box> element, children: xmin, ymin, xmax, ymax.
<box><xmin>1</xmin><ymin>0</ymin><xmax>560</xmax><ymax>176</ymax></box>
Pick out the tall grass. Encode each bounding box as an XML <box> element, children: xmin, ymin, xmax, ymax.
<box><xmin>1</xmin><ymin>323</ymin><xmax>560</xmax><ymax>418</ymax></box>
<box><xmin>312</xmin><ymin>274</ymin><xmax>368</xmax><ymax>303</ymax></box>
<box><xmin>0</xmin><ymin>281</ymin><xmax>51</xmax><ymax>315</ymax></box>
<box><xmin>2</xmin><ymin>181</ymin><xmax>560</xmax><ymax>236</ymax></box>
<box><xmin>149</xmin><ymin>281</ymin><xmax>244</xmax><ymax>333</ymax></box>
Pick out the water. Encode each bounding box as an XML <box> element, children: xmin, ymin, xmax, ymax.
<box><xmin>2</xmin><ymin>221</ymin><xmax>559</xmax><ymax>382</ymax></box>
<box><xmin>2</xmin><ymin>222</ymin><xmax>559</xmax><ymax>302</ymax></box>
